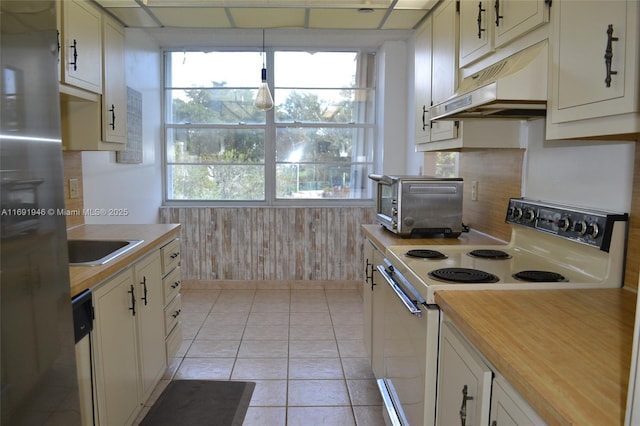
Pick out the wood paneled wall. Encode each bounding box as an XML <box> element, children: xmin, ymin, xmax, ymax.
<box><xmin>624</xmin><ymin>143</ymin><xmax>640</xmax><ymax>290</ymax></box>
<box><xmin>62</xmin><ymin>151</ymin><xmax>84</xmax><ymax>228</ymax></box>
<box><xmin>160</xmin><ymin>207</ymin><xmax>376</xmax><ymax>281</ymax></box>
<box><xmin>457</xmin><ymin>149</ymin><xmax>525</xmax><ymax>242</ymax></box>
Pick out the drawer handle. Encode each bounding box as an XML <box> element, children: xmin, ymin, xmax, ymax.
<box><xmin>140</xmin><ymin>276</ymin><xmax>148</xmax><ymax>306</ymax></box>
<box><xmin>170</xmin><ymin>252</ymin><xmax>180</xmax><ymax>259</ymax></box>
<box><xmin>365</xmin><ymin>259</ymin><xmax>376</xmax><ymax>290</ymax></box>
<box><xmin>460</xmin><ymin>384</ymin><xmax>474</xmax><ymax>426</ymax></box>
<box><xmin>108</xmin><ymin>104</ymin><xmax>116</xmax><ymax>130</ymax></box>
<box><xmin>171</xmin><ymin>280</ymin><xmax>181</xmax><ymax>289</ymax></box>
<box><xmin>604</xmin><ymin>24</ymin><xmax>619</xmax><ymax>87</ymax></box>
<box><xmin>494</xmin><ymin>0</ymin><xmax>503</xmax><ymax>27</ymax></box>
<box><xmin>477</xmin><ymin>1</ymin><xmax>486</xmax><ymax>39</ymax></box>
<box><xmin>69</xmin><ymin>39</ymin><xmax>78</xmax><ymax>71</ymax></box>
<box><xmin>128</xmin><ymin>284</ymin><xmax>136</xmax><ymax>316</ymax></box>
<box><xmin>171</xmin><ymin>309</ymin><xmax>181</xmax><ymax>319</ymax></box>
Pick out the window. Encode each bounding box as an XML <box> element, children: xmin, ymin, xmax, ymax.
<box><xmin>164</xmin><ymin>50</ymin><xmax>376</xmax><ymax>204</ymax></box>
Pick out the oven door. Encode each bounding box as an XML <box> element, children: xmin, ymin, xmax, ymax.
<box><xmin>376</xmin><ymin>261</ymin><xmax>440</xmax><ymax>426</ymax></box>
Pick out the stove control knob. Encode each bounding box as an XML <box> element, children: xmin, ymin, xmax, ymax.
<box><xmin>524</xmin><ymin>209</ymin><xmax>536</xmax><ymax>223</ymax></box>
<box><xmin>587</xmin><ymin>223</ymin><xmax>600</xmax><ymax>238</ymax></box>
<box><xmin>512</xmin><ymin>207</ymin><xmax>523</xmax><ymax>220</ymax></box>
<box><xmin>575</xmin><ymin>220</ymin><xmax>588</xmax><ymax>235</ymax></box>
<box><xmin>392</xmin><ymin>207</ymin><xmax>398</xmax><ymax>216</ymax></box>
<box><xmin>558</xmin><ymin>217</ymin><xmax>571</xmax><ymax>231</ymax></box>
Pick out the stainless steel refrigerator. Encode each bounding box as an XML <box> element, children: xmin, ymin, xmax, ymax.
<box><xmin>1</xmin><ymin>1</ymin><xmax>82</xmax><ymax>424</ymax></box>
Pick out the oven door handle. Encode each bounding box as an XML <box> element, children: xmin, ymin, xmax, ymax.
<box><xmin>377</xmin><ymin>264</ymin><xmax>422</xmax><ymax>317</ymax></box>
<box><xmin>377</xmin><ymin>378</ymin><xmax>409</xmax><ymax>426</ymax></box>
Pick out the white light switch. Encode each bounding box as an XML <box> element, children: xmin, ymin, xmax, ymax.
<box><xmin>471</xmin><ymin>180</ymin><xmax>478</xmax><ymax>201</ymax></box>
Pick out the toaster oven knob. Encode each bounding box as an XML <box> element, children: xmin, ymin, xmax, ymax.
<box><xmin>558</xmin><ymin>217</ymin><xmax>571</xmax><ymax>231</ymax></box>
<box><xmin>524</xmin><ymin>209</ymin><xmax>536</xmax><ymax>223</ymax></box>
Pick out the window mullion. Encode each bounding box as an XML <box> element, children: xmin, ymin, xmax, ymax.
<box><xmin>264</xmin><ymin>48</ymin><xmax>277</xmax><ymax>204</ymax></box>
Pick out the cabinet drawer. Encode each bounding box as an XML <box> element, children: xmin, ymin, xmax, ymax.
<box><xmin>162</xmin><ymin>267</ymin><xmax>181</xmax><ymax>305</ymax></box>
<box><xmin>165</xmin><ymin>321</ymin><xmax>183</xmax><ymax>361</ymax></box>
<box><xmin>164</xmin><ymin>294</ymin><xmax>182</xmax><ymax>336</ymax></box>
<box><xmin>161</xmin><ymin>239</ymin><xmax>181</xmax><ymax>275</ymax></box>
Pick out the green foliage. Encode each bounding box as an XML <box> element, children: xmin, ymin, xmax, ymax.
<box><xmin>168</xmin><ymin>85</ymin><xmax>361</xmax><ymax>200</ymax></box>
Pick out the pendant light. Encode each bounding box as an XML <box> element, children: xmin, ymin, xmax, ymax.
<box><xmin>254</xmin><ymin>29</ymin><xmax>274</xmax><ymax>111</ymax></box>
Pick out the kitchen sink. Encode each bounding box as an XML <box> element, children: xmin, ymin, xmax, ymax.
<box><xmin>68</xmin><ymin>239</ymin><xmax>143</xmax><ymax>266</ymax></box>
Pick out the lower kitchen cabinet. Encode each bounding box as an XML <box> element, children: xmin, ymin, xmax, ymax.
<box><xmin>92</xmin><ymin>268</ymin><xmax>140</xmax><ymax>426</ymax></box>
<box><xmin>134</xmin><ymin>251</ymin><xmax>166</xmax><ymax>401</ymax></box>
<box><xmin>438</xmin><ymin>316</ymin><xmax>545</xmax><ymax>426</ymax></box>
<box><xmin>160</xmin><ymin>238</ymin><xmax>182</xmax><ymax>361</ymax></box>
<box><xmin>363</xmin><ymin>238</ymin><xmax>384</xmax><ymax>378</ymax></box>
<box><xmin>92</xmin><ymin>248</ymin><xmax>168</xmax><ymax>425</ymax></box>
<box><xmin>490</xmin><ymin>377</ymin><xmax>546</xmax><ymax>426</ymax></box>
<box><xmin>437</xmin><ymin>320</ymin><xmax>492</xmax><ymax>426</ymax></box>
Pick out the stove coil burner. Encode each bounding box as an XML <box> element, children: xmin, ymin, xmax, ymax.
<box><xmin>468</xmin><ymin>249</ymin><xmax>511</xmax><ymax>260</ymax></box>
<box><xmin>428</xmin><ymin>267</ymin><xmax>500</xmax><ymax>283</ymax></box>
<box><xmin>513</xmin><ymin>270</ymin><xmax>567</xmax><ymax>282</ymax></box>
<box><xmin>405</xmin><ymin>249</ymin><xmax>447</xmax><ymax>259</ymax></box>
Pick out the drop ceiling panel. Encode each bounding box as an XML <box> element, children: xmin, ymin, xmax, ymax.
<box><xmin>106</xmin><ymin>7</ymin><xmax>160</xmax><ymax>27</ymax></box>
<box><xmin>94</xmin><ymin>0</ymin><xmax>139</xmax><ymax>6</ymax></box>
<box><xmin>229</xmin><ymin>8</ymin><xmax>306</xmax><ymax>28</ymax></box>
<box><xmin>308</xmin><ymin>9</ymin><xmax>386</xmax><ymax>29</ymax></box>
<box><xmin>149</xmin><ymin>7</ymin><xmax>232</xmax><ymax>27</ymax></box>
<box><xmin>381</xmin><ymin>9</ymin><xmax>427</xmax><ymax>29</ymax></box>
<box><xmin>145</xmin><ymin>0</ymin><xmax>393</xmax><ymax>6</ymax></box>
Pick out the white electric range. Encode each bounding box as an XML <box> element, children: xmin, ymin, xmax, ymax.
<box><xmin>375</xmin><ymin>198</ymin><xmax>628</xmax><ymax>426</ymax></box>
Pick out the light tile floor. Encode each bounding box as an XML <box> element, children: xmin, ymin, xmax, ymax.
<box><xmin>137</xmin><ymin>288</ymin><xmax>385</xmax><ymax>426</ymax></box>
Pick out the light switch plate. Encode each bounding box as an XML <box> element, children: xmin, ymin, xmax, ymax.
<box><xmin>69</xmin><ymin>178</ymin><xmax>80</xmax><ymax>199</ymax></box>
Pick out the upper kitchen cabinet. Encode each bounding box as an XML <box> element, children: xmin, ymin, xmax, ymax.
<box><xmin>546</xmin><ymin>0</ymin><xmax>640</xmax><ymax>140</ymax></box>
<box><xmin>460</xmin><ymin>0</ymin><xmax>550</xmax><ymax>68</ymax></box>
<box><xmin>459</xmin><ymin>0</ymin><xmax>551</xmax><ymax>67</ymax></box>
<box><xmin>417</xmin><ymin>0</ymin><xmax>522</xmax><ymax>152</ymax></box>
<box><xmin>430</xmin><ymin>0</ymin><xmax>459</xmax><ymax>143</ymax></box>
<box><xmin>59</xmin><ymin>0</ymin><xmax>102</xmax><ymax>94</ymax></box>
<box><xmin>102</xmin><ymin>15</ymin><xmax>127</xmax><ymax>145</ymax></box>
<box><xmin>415</xmin><ymin>15</ymin><xmax>433</xmax><ymax>148</ymax></box>
<box><xmin>59</xmin><ymin>1</ymin><xmax>128</xmax><ymax>151</ymax></box>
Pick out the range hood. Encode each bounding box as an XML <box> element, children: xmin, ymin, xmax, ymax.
<box><xmin>430</xmin><ymin>41</ymin><xmax>548</xmax><ymax>120</ymax></box>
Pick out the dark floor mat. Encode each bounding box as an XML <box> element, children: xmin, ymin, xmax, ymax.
<box><xmin>140</xmin><ymin>380</ymin><xmax>255</xmax><ymax>426</ymax></box>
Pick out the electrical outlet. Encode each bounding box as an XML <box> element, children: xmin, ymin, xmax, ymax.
<box><xmin>69</xmin><ymin>178</ymin><xmax>80</xmax><ymax>199</ymax></box>
<box><xmin>471</xmin><ymin>180</ymin><xmax>478</xmax><ymax>201</ymax></box>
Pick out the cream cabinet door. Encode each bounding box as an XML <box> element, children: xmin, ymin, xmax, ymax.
<box><xmin>494</xmin><ymin>0</ymin><xmax>548</xmax><ymax>48</ymax></box>
<box><xmin>490</xmin><ymin>377</ymin><xmax>546</xmax><ymax>425</ymax></box>
<box><xmin>92</xmin><ymin>269</ymin><xmax>140</xmax><ymax>426</ymax></box>
<box><xmin>431</xmin><ymin>0</ymin><xmax>459</xmax><ymax>142</ymax></box>
<box><xmin>135</xmin><ymin>251</ymin><xmax>166</xmax><ymax>402</ymax></box>
<box><xmin>551</xmin><ymin>0</ymin><xmax>632</xmax><ymax>122</ymax></box>
<box><xmin>437</xmin><ymin>321</ymin><xmax>492</xmax><ymax>426</ymax></box>
<box><xmin>415</xmin><ymin>15</ymin><xmax>433</xmax><ymax>148</ymax></box>
<box><xmin>363</xmin><ymin>238</ymin><xmax>385</xmax><ymax>378</ymax></box>
<box><xmin>102</xmin><ymin>15</ymin><xmax>127</xmax><ymax>145</ymax></box>
<box><xmin>60</xmin><ymin>0</ymin><xmax>102</xmax><ymax>93</ymax></box>
<box><xmin>459</xmin><ymin>0</ymin><xmax>493</xmax><ymax>67</ymax></box>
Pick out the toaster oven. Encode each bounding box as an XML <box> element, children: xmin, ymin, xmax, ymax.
<box><xmin>368</xmin><ymin>174</ymin><xmax>463</xmax><ymax>237</ymax></box>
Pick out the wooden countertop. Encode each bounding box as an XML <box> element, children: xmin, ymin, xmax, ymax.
<box><xmin>67</xmin><ymin>224</ymin><xmax>181</xmax><ymax>297</ymax></box>
<box><xmin>360</xmin><ymin>223</ymin><xmax>505</xmax><ymax>251</ymax></box>
<box><xmin>436</xmin><ymin>289</ymin><xmax>637</xmax><ymax>426</ymax></box>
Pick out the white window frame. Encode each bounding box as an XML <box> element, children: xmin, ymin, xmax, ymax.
<box><xmin>162</xmin><ymin>47</ymin><xmax>378</xmax><ymax>207</ymax></box>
